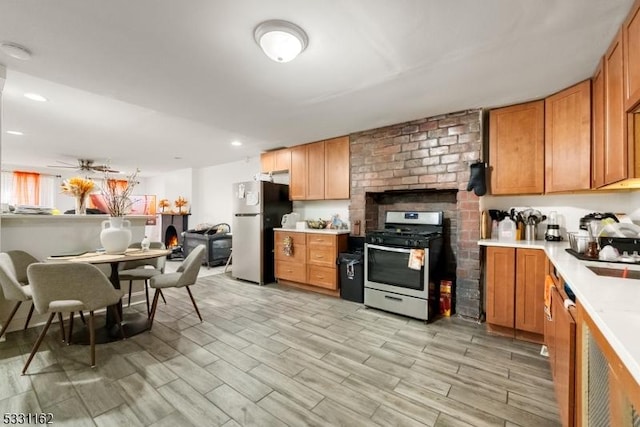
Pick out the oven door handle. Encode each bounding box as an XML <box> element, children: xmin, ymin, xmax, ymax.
<box><xmin>366</xmin><ymin>244</ymin><xmax>413</xmax><ymax>254</ymax></box>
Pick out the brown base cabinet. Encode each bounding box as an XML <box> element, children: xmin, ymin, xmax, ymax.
<box><xmin>274</xmin><ymin>231</ymin><xmax>347</xmax><ymax>293</ymax></box>
<box><xmin>485</xmin><ymin>247</ymin><xmax>545</xmax><ymax>342</ymax></box>
<box><xmin>577</xmin><ymin>304</ymin><xmax>640</xmax><ymax>427</ymax></box>
<box><xmin>544</xmin><ymin>281</ymin><xmax>577</xmax><ymax>427</ymax></box>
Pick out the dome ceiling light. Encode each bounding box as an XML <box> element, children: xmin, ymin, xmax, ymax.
<box><xmin>254</xmin><ymin>20</ymin><xmax>308</xmax><ymax>63</ymax></box>
<box><xmin>0</xmin><ymin>42</ymin><xmax>32</xmax><ymax>60</ymax></box>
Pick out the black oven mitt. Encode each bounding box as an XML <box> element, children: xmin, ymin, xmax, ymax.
<box><xmin>466</xmin><ymin>162</ymin><xmax>487</xmax><ymax>196</ymax></box>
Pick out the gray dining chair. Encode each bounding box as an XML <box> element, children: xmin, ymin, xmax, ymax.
<box><xmin>119</xmin><ymin>242</ymin><xmax>167</xmax><ymax>315</ymax></box>
<box><xmin>148</xmin><ymin>245</ymin><xmax>205</xmax><ymax>330</ymax></box>
<box><xmin>0</xmin><ymin>251</ymin><xmax>41</xmax><ymax>339</ymax></box>
<box><xmin>22</xmin><ymin>262</ymin><xmax>125</xmax><ymax>374</ymax></box>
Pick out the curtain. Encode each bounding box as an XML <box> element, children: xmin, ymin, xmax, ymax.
<box><xmin>13</xmin><ymin>171</ymin><xmax>40</xmax><ymax>206</ymax></box>
<box><xmin>109</xmin><ymin>179</ymin><xmax>128</xmax><ymax>192</ymax></box>
<box><xmin>0</xmin><ymin>172</ymin><xmax>55</xmax><ymax>207</ymax></box>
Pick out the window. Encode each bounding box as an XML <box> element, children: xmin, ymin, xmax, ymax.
<box><xmin>1</xmin><ymin>171</ymin><xmax>56</xmax><ymax>207</ymax></box>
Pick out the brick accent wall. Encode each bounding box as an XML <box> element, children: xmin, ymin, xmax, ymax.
<box><xmin>350</xmin><ymin>110</ymin><xmax>483</xmax><ymax>319</ymax></box>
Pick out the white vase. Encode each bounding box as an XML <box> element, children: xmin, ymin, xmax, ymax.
<box><xmin>100</xmin><ymin>217</ymin><xmax>132</xmax><ymax>254</ymax></box>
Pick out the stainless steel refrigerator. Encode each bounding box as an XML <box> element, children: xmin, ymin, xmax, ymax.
<box><xmin>231</xmin><ymin>180</ymin><xmax>292</xmax><ymax>285</ymax></box>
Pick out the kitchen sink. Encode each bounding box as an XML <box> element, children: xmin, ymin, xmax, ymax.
<box><xmin>586</xmin><ymin>266</ymin><xmax>640</xmax><ymax>280</ymax></box>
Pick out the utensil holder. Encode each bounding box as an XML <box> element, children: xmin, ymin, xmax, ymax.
<box><xmin>525</xmin><ymin>224</ymin><xmax>537</xmax><ymax>241</ymax></box>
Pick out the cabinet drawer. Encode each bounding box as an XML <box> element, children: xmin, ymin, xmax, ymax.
<box><xmin>274</xmin><ymin>231</ymin><xmax>306</xmax><ymax>263</ymax></box>
<box><xmin>276</xmin><ymin>261</ymin><xmax>306</xmax><ymax>283</ymax></box>
<box><xmin>274</xmin><ymin>241</ymin><xmax>306</xmax><ymax>263</ymax></box>
<box><xmin>306</xmin><ymin>234</ymin><xmax>336</xmax><ymax>247</ymax></box>
<box><xmin>275</xmin><ymin>231</ymin><xmax>306</xmax><ymax>246</ymax></box>
<box><xmin>307</xmin><ymin>246</ymin><xmax>336</xmax><ymax>267</ymax></box>
<box><xmin>307</xmin><ymin>265</ymin><xmax>337</xmax><ymax>289</ymax></box>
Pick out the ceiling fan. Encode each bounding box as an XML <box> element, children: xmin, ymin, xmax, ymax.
<box><xmin>47</xmin><ymin>159</ymin><xmax>119</xmax><ymax>173</ymax></box>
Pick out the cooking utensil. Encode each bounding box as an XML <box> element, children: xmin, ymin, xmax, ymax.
<box><xmin>521</xmin><ymin>208</ymin><xmax>546</xmax><ymax>225</ymax></box>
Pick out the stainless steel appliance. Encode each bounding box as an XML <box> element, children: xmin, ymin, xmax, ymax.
<box><xmin>231</xmin><ymin>181</ymin><xmax>292</xmax><ymax>285</ymax></box>
<box><xmin>364</xmin><ymin>211</ymin><xmax>444</xmax><ymax>321</ymax></box>
<box><xmin>544</xmin><ymin>210</ymin><xmax>562</xmax><ymax>241</ymax></box>
<box><xmin>578</xmin><ymin>212</ymin><xmax>619</xmax><ymax>230</ymax></box>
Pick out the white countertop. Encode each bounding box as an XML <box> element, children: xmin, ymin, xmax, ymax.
<box><xmin>274</xmin><ymin>227</ymin><xmax>350</xmax><ymax>235</ymax></box>
<box><xmin>479</xmin><ymin>238</ymin><xmax>640</xmax><ymax>385</ymax></box>
<box><xmin>1</xmin><ymin>214</ymin><xmax>153</xmax><ymax>220</ymax></box>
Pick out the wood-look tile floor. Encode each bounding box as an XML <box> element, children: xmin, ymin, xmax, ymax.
<box><xmin>0</xmin><ymin>273</ymin><xmax>561</xmax><ymax>426</ymax></box>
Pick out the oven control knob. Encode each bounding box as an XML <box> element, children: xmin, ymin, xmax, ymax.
<box><xmin>405</xmin><ymin>239</ymin><xmax>412</xmax><ymax>247</ymax></box>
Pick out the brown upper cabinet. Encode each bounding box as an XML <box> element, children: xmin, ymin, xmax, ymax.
<box><xmin>324</xmin><ymin>136</ymin><xmax>350</xmax><ymax>200</ymax></box>
<box><xmin>624</xmin><ymin>0</ymin><xmax>640</xmax><ymax>111</ymax></box>
<box><xmin>592</xmin><ymin>29</ymin><xmax>628</xmax><ymax>189</ymax></box>
<box><xmin>544</xmin><ymin>80</ymin><xmax>592</xmax><ymax>192</ymax></box>
<box><xmin>489</xmin><ymin>101</ymin><xmax>545</xmax><ymax>195</ymax></box>
<box><xmin>592</xmin><ymin>59</ymin><xmax>606</xmax><ymax>188</ymax></box>
<box><xmin>306</xmin><ymin>141</ymin><xmax>326</xmax><ymax>200</ymax></box>
<box><xmin>289</xmin><ymin>145</ymin><xmax>307</xmax><ymax>200</ymax></box>
<box><xmin>260</xmin><ymin>148</ymin><xmax>291</xmax><ymax>173</ymax></box>
<box><xmin>490</xmin><ymin>81</ymin><xmax>592</xmax><ymax>195</ymax></box>
<box><xmin>289</xmin><ymin>136</ymin><xmax>350</xmax><ymax>201</ymax></box>
<box><xmin>604</xmin><ymin>29</ymin><xmax>628</xmax><ymax>185</ymax></box>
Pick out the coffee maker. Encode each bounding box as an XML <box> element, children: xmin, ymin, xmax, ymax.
<box><xmin>544</xmin><ymin>211</ymin><xmax>562</xmax><ymax>241</ymax></box>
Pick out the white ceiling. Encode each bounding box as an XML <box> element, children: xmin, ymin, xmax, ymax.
<box><xmin>0</xmin><ymin>0</ymin><xmax>634</xmax><ymax>177</ymax></box>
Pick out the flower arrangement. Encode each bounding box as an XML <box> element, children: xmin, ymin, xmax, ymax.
<box><xmin>174</xmin><ymin>196</ymin><xmax>188</xmax><ymax>214</ymax></box>
<box><xmin>100</xmin><ymin>169</ymin><xmax>139</xmax><ymax>217</ymax></box>
<box><xmin>60</xmin><ymin>177</ymin><xmax>95</xmax><ymax>214</ymax></box>
<box><xmin>60</xmin><ymin>176</ymin><xmax>95</xmax><ymax>198</ymax></box>
<box><xmin>158</xmin><ymin>198</ymin><xmax>170</xmax><ymax>212</ymax></box>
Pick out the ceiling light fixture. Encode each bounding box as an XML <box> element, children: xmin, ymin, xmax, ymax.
<box><xmin>6</xmin><ymin>130</ymin><xmax>24</xmax><ymax>136</ymax></box>
<box><xmin>231</xmin><ymin>141</ymin><xmax>242</xmax><ymax>146</ymax></box>
<box><xmin>0</xmin><ymin>42</ymin><xmax>32</xmax><ymax>60</ymax></box>
<box><xmin>254</xmin><ymin>20</ymin><xmax>308</xmax><ymax>63</ymax></box>
<box><xmin>24</xmin><ymin>93</ymin><xmax>48</xmax><ymax>102</ymax></box>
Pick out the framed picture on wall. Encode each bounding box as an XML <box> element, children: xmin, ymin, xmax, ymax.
<box><xmin>89</xmin><ymin>194</ymin><xmax>157</xmax><ymax>225</ymax></box>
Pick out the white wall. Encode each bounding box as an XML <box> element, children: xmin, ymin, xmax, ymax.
<box><xmin>480</xmin><ymin>191</ymin><xmax>640</xmax><ymax>237</ymax></box>
<box><xmin>145</xmin><ymin>168</ymin><xmax>193</xmax><ymax>211</ymax></box>
<box><xmin>143</xmin><ymin>158</ymin><xmax>261</xmax><ymax>230</ymax></box>
<box><xmin>192</xmin><ymin>157</ymin><xmax>260</xmax><ymax>227</ymax></box>
<box><xmin>293</xmin><ymin>200</ymin><xmax>351</xmax><ymax>227</ymax></box>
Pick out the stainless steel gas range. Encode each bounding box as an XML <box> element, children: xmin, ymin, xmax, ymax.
<box><xmin>364</xmin><ymin>211</ymin><xmax>444</xmax><ymax>321</ymax></box>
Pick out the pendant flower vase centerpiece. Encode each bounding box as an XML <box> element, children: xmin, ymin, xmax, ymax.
<box><xmin>60</xmin><ymin>176</ymin><xmax>95</xmax><ymax>215</ymax></box>
<box><xmin>99</xmin><ymin>169</ymin><xmax>139</xmax><ymax>254</ymax></box>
